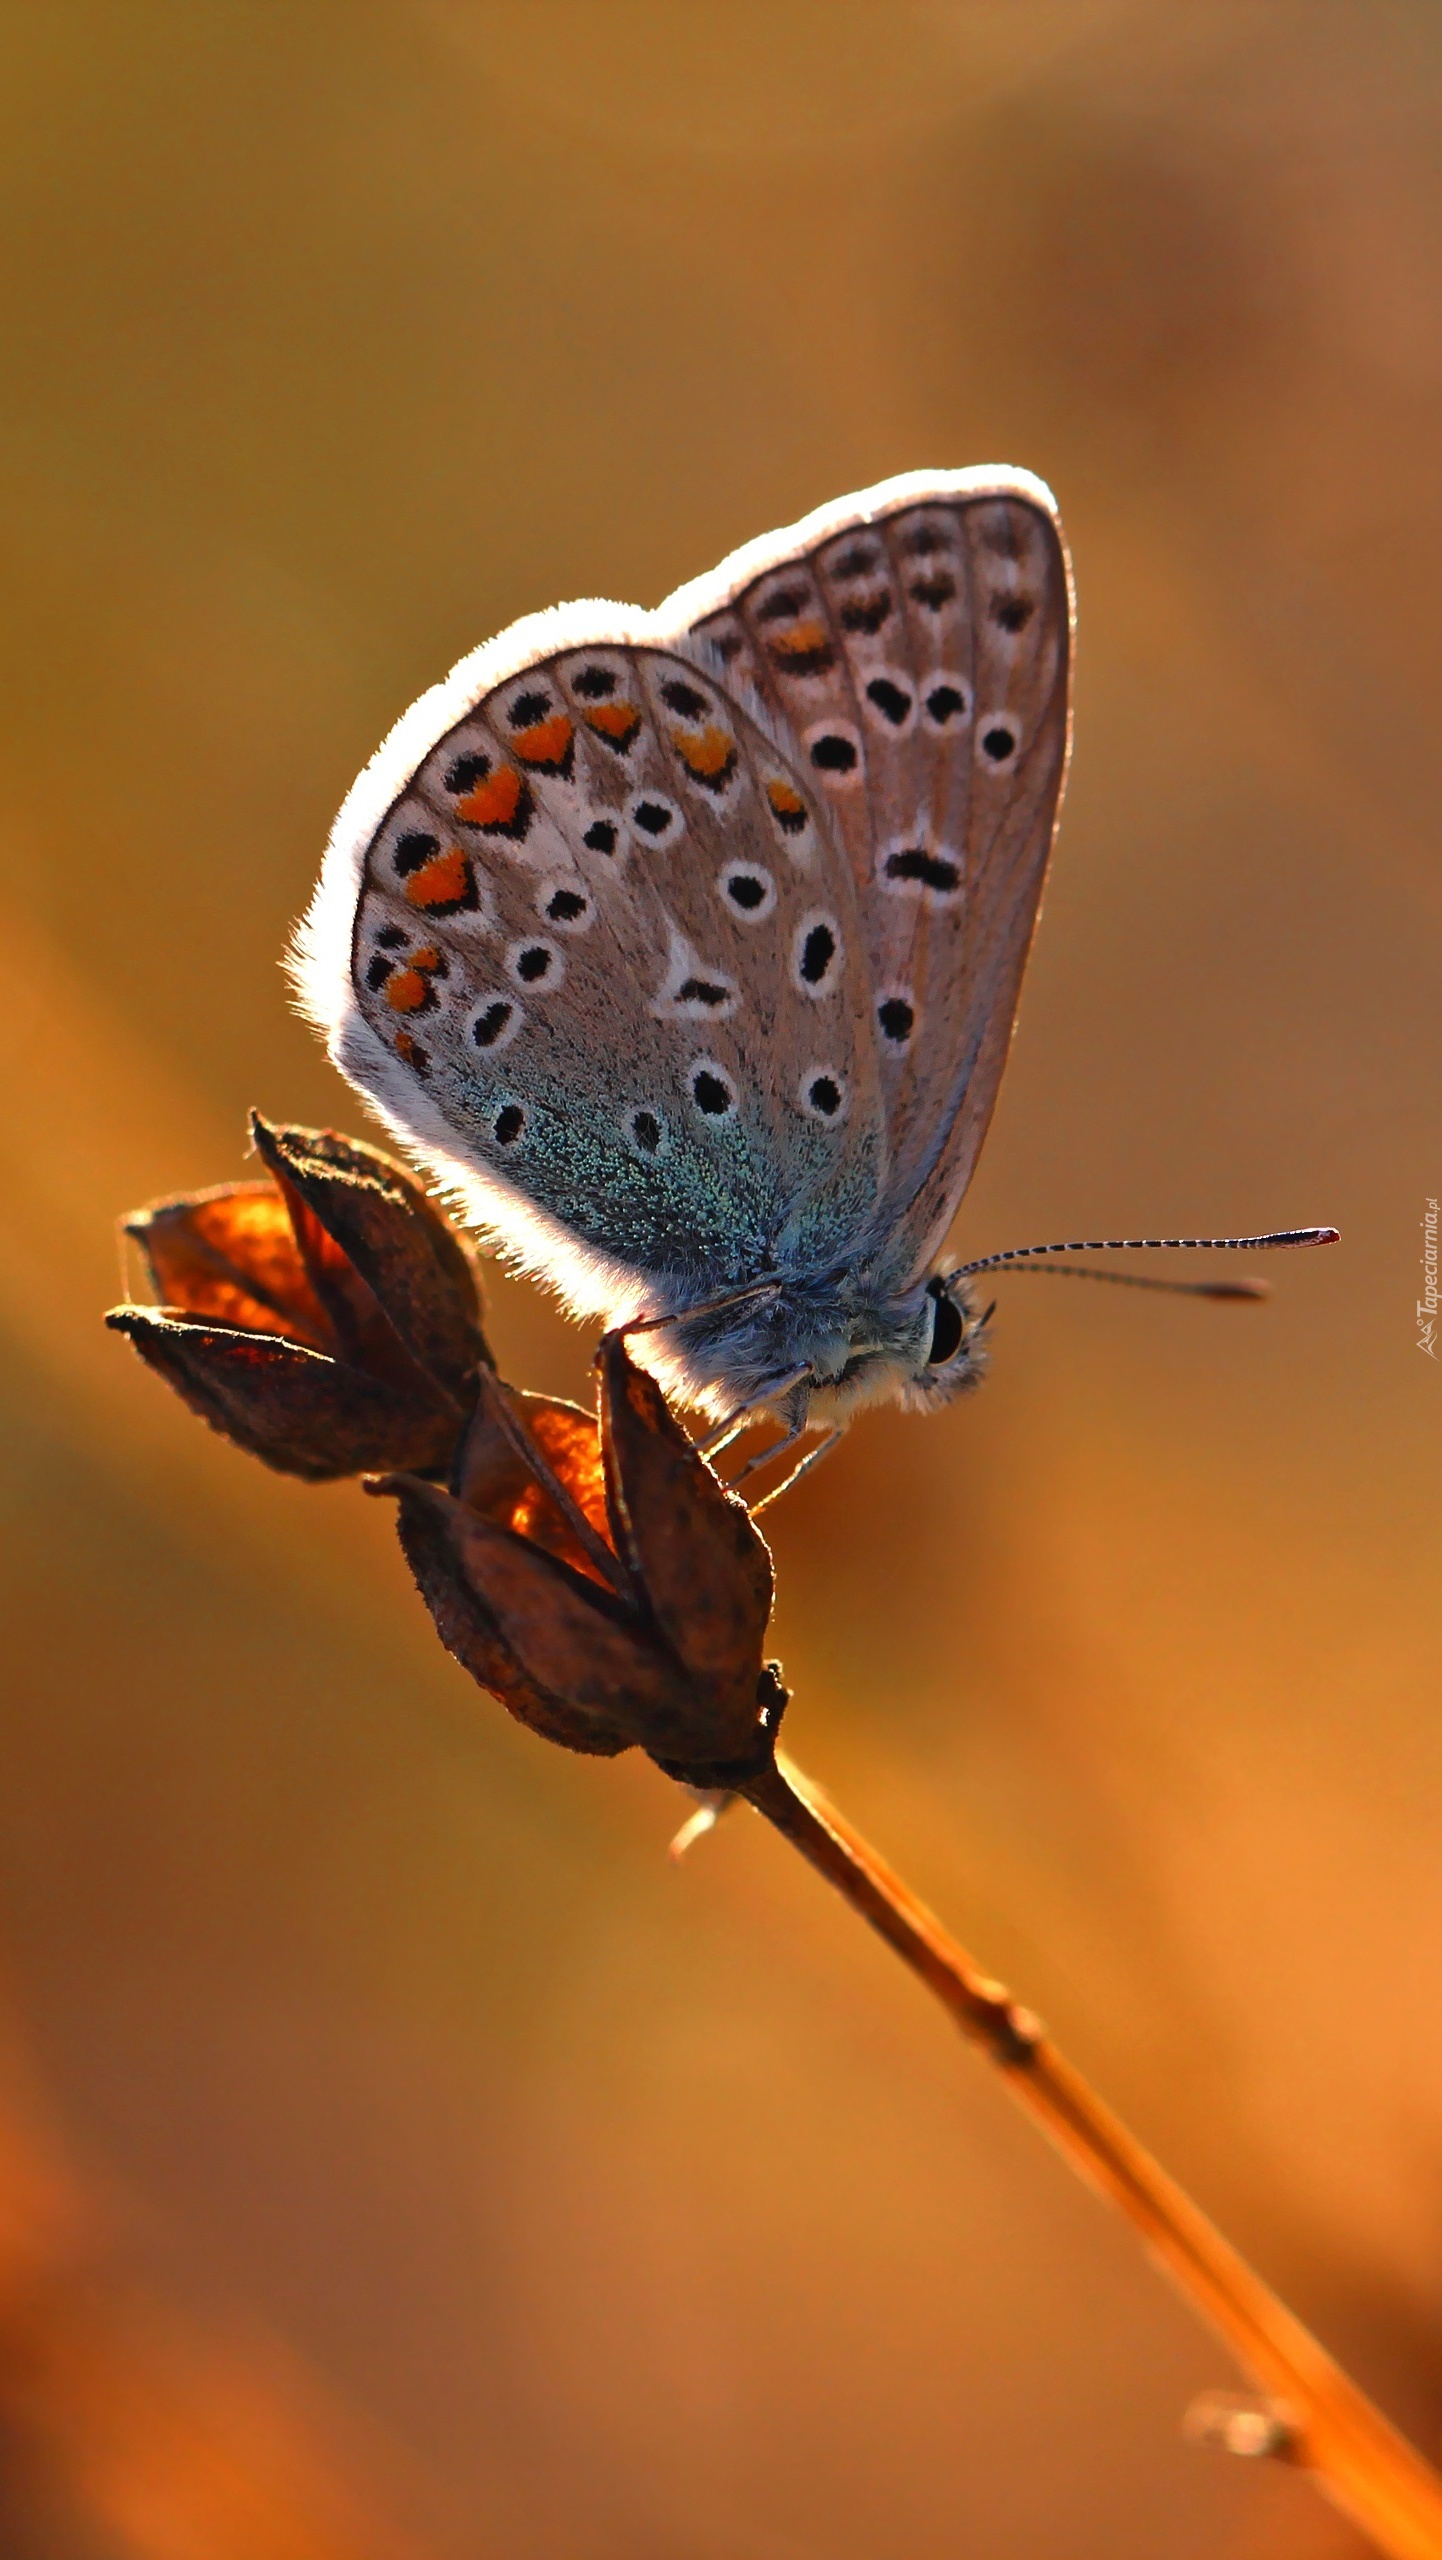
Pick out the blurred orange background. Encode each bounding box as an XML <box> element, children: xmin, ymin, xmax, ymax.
<box><xmin>1</xmin><ymin>4</ymin><xmax>1439</xmax><ymax>2553</ymax></box>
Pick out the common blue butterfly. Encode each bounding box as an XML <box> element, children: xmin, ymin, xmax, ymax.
<box><xmin>291</xmin><ymin>470</ymin><xmax>1078</xmax><ymax>1487</ymax></box>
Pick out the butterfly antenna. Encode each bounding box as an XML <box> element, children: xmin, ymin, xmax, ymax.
<box><xmin>949</xmin><ymin>1225</ymin><xmax>1338</xmax><ymax>1286</ymax></box>
<box><xmin>980</xmin><ymin>1263</ymin><xmax>1272</xmax><ymax>1301</ymax></box>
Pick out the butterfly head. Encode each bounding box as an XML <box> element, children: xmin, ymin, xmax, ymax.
<box><xmin>834</xmin><ymin>1268</ymin><xmax>989</xmax><ymax>1418</ymax></box>
<box><xmin>734</xmin><ymin>1267</ymin><xmax>990</xmax><ymax>1427</ymax></box>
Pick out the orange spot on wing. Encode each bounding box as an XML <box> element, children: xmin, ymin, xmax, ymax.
<box><xmin>767</xmin><ymin>780</ymin><xmax>806</xmax><ymax>818</ymax></box>
<box><xmin>404</xmin><ymin>847</ymin><xmax>473</xmax><ymax>909</ymax></box>
<box><xmin>456</xmin><ymin>765</ymin><xmax>525</xmax><ymax>827</ymax></box>
<box><xmin>771</xmin><ymin>620</ymin><xmax>831</xmax><ymax>660</ymax></box>
<box><xmin>583</xmin><ymin>700</ymin><xmax>642</xmax><ymax>749</ymax></box>
<box><xmin>384</xmin><ymin>968</ymin><xmax>431</xmax><ymax>1013</ymax></box>
<box><xmin>672</xmin><ymin>723</ymin><xmax>736</xmax><ymax>784</ymax></box>
<box><xmin>511</xmin><ymin>714</ymin><xmax>573</xmax><ymax>771</ymax></box>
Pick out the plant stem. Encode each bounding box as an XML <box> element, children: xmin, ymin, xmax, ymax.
<box><xmin>739</xmin><ymin>1751</ymin><xmax>1442</xmax><ymax>2560</ymax></box>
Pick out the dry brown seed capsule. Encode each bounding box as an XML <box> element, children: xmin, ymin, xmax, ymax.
<box><xmin>454</xmin><ymin>1376</ymin><xmax>616</xmax><ymax>1586</ymax></box>
<box><xmin>247</xmin><ymin>1115</ymin><xmax>490</xmax><ymax>1404</ymax></box>
<box><xmin>597</xmin><ymin>1331</ymin><xmax>775</xmax><ymax>1758</ymax></box>
<box><xmin>378</xmin><ymin>1342</ymin><xmax>785</xmax><ymax>1779</ymax></box>
<box><xmin>125</xmin><ymin>1182</ymin><xmax>338</xmax><ymax>1348</ymax></box>
<box><xmin>108</xmin><ymin>1307</ymin><xmax>464</xmax><ymax>1482</ymax></box>
<box><xmin>386</xmin><ymin>1471</ymin><xmax>692</xmax><ymax>1757</ymax></box>
<box><xmin>108</xmin><ymin>1116</ymin><xmax>490</xmax><ymax>1481</ymax></box>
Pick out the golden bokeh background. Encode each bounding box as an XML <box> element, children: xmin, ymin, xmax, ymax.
<box><xmin>1</xmin><ymin>4</ymin><xmax>1439</xmax><ymax>2552</ymax></box>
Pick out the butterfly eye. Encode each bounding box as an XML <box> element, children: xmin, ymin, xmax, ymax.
<box><xmin>926</xmin><ymin>1284</ymin><xmax>965</xmax><ymax>1365</ymax></box>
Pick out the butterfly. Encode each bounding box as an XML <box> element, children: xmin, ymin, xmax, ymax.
<box><xmin>292</xmin><ymin>468</ymin><xmax>1074</xmax><ymax>1491</ymax></box>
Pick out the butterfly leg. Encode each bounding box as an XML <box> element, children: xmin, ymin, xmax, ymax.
<box><xmin>727</xmin><ymin>1373</ymin><xmax>814</xmax><ymax>1485</ymax></box>
<box><xmin>696</xmin><ymin>1405</ymin><xmax>755</xmax><ymax>1460</ymax></box>
<box><xmin>749</xmin><ymin>1426</ymin><xmax>848</xmax><ymax>1516</ymax></box>
<box><xmin>617</xmin><ymin>1275</ymin><xmax>783</xmax><ymax>1346</ymax></box>
<box><xmin>730</xmin><ymin>1419</ymin><xmax>805</xmax><ymax>1485</ymax></box>
<box><xmin>701</xmin><ymin>1366</ymin><xmax>811</xmax><ymax>1465</ymax></box>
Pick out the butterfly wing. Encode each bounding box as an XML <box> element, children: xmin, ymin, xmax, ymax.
<box><xmin>663</xmin><ymin>468</ymin><xmax>1073</xmax><ymax>1284</ymax></box>
<box><xmin>293</xmin><ymin>608</ymin><xmax>885</xmax><ymax>1335</ymax></box>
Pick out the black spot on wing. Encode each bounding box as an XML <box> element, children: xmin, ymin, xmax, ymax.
<box><xmin>866</xmin><ymin>677</ymin><xmax>912</xmax><ymax>727</ymax></box>
<box><xmin>839</xmin><ymin>592</ymin><xmax>893</xmax><ymax>636</ymax></box>
<box><xmin>885</xmin><ymin>846</ymin><xmax>960</xmax><ymax>894</ymax></box>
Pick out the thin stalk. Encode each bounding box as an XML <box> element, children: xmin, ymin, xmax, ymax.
<box><xmin>739</xmin><ymin>1751</ymin><xmax>1442</xmax><ymax>2560</ymax></box>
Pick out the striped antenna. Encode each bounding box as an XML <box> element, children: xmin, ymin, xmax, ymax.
<box><xmin>975</xmin><ymin>1263</ymin><xmax>1270</xmax><ymax>1301</ymax></box>
<box><xmin>950</xmin><ymin>1226</ymin><xmax>1338</xmax><ymax>1283</ymax></box>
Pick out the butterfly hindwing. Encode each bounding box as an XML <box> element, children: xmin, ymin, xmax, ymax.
<box><xmin>668</xmin><ymin>469</ymin><xmax>1072</xmax><ymax>1281</ymax></box>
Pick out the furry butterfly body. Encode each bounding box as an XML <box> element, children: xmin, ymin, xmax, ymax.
<box><xmin>293</xmin><ymin>469</ymin><xmax>1073</xmax><ymax>1435</ymax></box>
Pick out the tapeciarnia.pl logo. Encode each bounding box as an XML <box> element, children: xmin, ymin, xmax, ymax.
<box><xmin>1419</xmin><ymin>1197</ymin><xmax>1439</xmax><ymax>1360</ymax></box>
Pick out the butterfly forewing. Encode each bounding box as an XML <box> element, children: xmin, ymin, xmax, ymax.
<box><xmin>348</xmin><ymin>642</ymin><xmax>884</xmax><ymax>1309</ymax></box>
<box><xmin>675</xmin><ymin>475</ymin><xmax>1071</xmax><ymax>1280</ymax></box>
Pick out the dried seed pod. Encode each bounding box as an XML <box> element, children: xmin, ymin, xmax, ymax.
<box><xmin>454</xmin><ymin>1378</ymin><xmax>614</xmax><ymax>1584</ymax></box>
<box><xmin>387</xmin><ymin>1474</ymin><xmax>688</xmax><ymax>1757</ymax></box>
<box><xmin>108</xmin><ymin>1116</ymin><xmax>490</xmax><ymax>1480</ymax></box>
<box><xmin>108</xmin><ymin>1307</ymin><xmax>462</xmax><ymax>1481</ymax></box>
<box><xmin>125</xmin><ymin>1183</ymin><xmax>337</xmax><ymax>1348</ymax></box>
<box><xmin>110</xmin><ymin>1122</ymin><xmax>785</xmax><ymax>1780</ymax></box>
<box><xmin>380</xmin><ymin>1338</ymin><xmax>785</xmax><ymax>1780</ymax></box>
<box><xmin>598</xmin><ymin>1333</ymin><xmax>774</xmax><ymax>1750</ymax></box>
<box><xmin>248</xmin><ymin>1115</ymin><xmax>489</xmax><ymax>1403</ymax></box>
